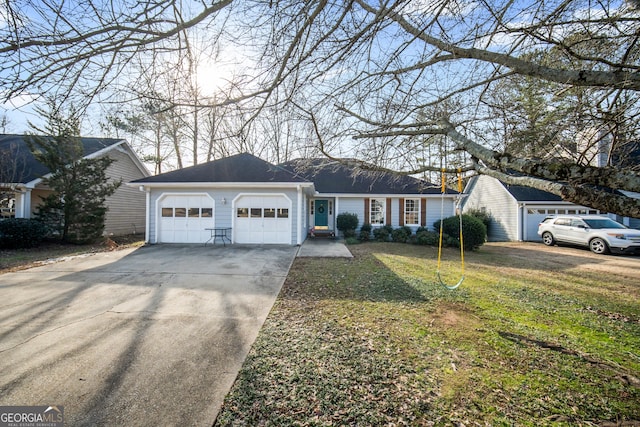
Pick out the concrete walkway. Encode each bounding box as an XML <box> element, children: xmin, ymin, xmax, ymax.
<box><xmin>297</xmin><ymin>238</ymin><xmax>353</xmax><ymax>258</ymax></box>
<box><xmin>0</xmin><ymin>244</ymin><xmax>297</xmax><ymax>426</ymax></box>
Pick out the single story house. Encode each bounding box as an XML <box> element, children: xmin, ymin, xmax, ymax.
<box><xmin>130</xmin><ymin>153</ymin><xmax>459</xmax><ymax>245</ymax></box>
<box><xmin>462</xmin><ymin>174</ymin><xmax>640</xmax><ymax>242</ymax></box>
<box><xmin>0</xmin><ymin>134</ymin><xmax>150</xmax><ymax>236</ymax></box>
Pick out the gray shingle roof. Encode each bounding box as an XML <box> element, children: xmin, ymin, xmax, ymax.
<box><xmin>0</xmin><ymin>134</ymin><xmax>124</xmax><ymax>184</ymax></box>
<box><xmin>132</xmin><ymin>154</ymin><xmax>449</xmax><ymax>195</ymax></box>
<box><xmin>279</xmin><ymin>158</ymin><xmax>448</xmax><ymax>194</ymax></box>
<box><xmin>132</xmin><ymin>153</ymin><xmax>309</xmax><ymax>184</ymax></box>
<box><xmin>503</xmin><ymin>184</ymin><xmax>563</xmax><ymax>202</ymax></box>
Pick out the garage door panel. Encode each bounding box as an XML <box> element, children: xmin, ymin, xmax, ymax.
<box><xmin>526</xmin><ymin>213</ymin><xmax>547</xmax><ymax>241</ymax></box>
<box><xmin>235</xmin><ymin>195</ymin><xmax>291</xmax><ymax>244</ymax></box>
<box><xmin>159</xmin><ymin>195</ymin><xmax>214</xmax><ymax>243</ymax></box>
<box><xmin>273</xmin><ymin>218</ymin><xmax>289</xmax><ymax>232</ymax></box>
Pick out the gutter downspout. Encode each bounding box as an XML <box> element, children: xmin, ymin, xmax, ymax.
<box><xmin>334</xmin><ymin>197</ymin><xmax>339</xmax><ymax>233</ymax></box>
<box><xmin>518</xmin><ymin>203</ymin><xmax>524</xmax><ymax>241</ymax></box>
<box><xmin>140</xmin><ymin>186</ymin><xmax>150</xmax><ymax>244</ymax></box>
<box><xmin>297</xmin><ymin>185</ymin><xmax>303</xmax><ymax>245</ymax></box>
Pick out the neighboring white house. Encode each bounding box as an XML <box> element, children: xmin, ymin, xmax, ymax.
<box><xmin>130</xmin><ymin>153</ymin><xmax>459</xmax><ymax>245</ymax></box>
<box><xmin>0</xmin><ymin>134</ymin><xmax>150</xmax><ymax>236</ymax></box>
<box><xmin>462</xmin><ymin>174</ymin><xmax>640</xmax><ymax>242</ymax></box>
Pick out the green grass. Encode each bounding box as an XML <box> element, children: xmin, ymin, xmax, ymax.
<box><xmin>216</xmin><ymin>242</ymin><xmax>640</xmax><ymax>426</ymax></box>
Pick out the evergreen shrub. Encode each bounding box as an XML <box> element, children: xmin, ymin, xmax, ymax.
<box><xmin>434</xmin><ymin>214</ymin><xmax>487</xmax><ymax>250</ymax></box>
<box><xmin>336</xmin><ymin>213</ymin><xmax>359</xmax><ymax>237</ymax></box>
<box><xmin>0</xmin><ymin>218</ymin><xmax>47</xmax><ymax>249</ymax></box>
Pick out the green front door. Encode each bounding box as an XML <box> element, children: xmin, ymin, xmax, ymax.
<box><xmin>314</xmin><ymin>200</ymin><xmax>328</xmax><ymax>227</ymax></box>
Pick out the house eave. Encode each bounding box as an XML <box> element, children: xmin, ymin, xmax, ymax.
<box><xmin>0</xmin><ymin>182</ymin><xmax>34</xmax><ymax>190</ymax></box>
<box><xmin>516</xmin><ymin>200</ymin><xmax>575</xmax><ymax>205</ymax></box>
<box><xmin>128</xmin><ymin>181</ymin><xmax>315</xmax><ymax>190</ymax></box>
<box><xmin>313</xmin><ymin>192</ymin><xmax>461</xmax><ymax>198</ymax></box>
<box><xmin>82</xmin><ymin>138</ymin><xmax>128</xmax><ymax>160</ymax></box>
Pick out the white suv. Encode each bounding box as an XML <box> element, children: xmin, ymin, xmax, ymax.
<box><xmin>537</xmin><ymin>215</ymin><xmax>640</xmax><ymax>255</ymax></box>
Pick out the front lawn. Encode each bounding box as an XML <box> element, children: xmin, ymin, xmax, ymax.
<box><xmin>215</xmin><ymin>242</ymin><xmax>640</xmax><ymax>426</ymax></box>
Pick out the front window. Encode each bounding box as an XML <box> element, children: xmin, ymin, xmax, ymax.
<box><xmin>405</xmin><ymin>198</ymin><xmax>420</xmax><ymax>226</ymax></box>
<box><xmin>370</xmin><ymin>198</ymin><xmax>385</xmax><ymax>225</ymax></box>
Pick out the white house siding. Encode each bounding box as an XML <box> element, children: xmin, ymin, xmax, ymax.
<box><xmin>147</xmin><ymin>187</ymin><xmax>301</xmax><ymax>245</ymax></box>
<box><xmin>335</xmin><ymin>197</ymin><xmax>366</xmax><ymax>230</ymax></box>
<box><xmin>334</xmin><ymin>195</ymin><xmax>452</xmax><ymax>232</ymax></box>
<box><xmin>426</xmin><ymin>197</ymin><xmax>455</xmax><ymax>231</ymax></box>
<box><xmin>390</xmin><ymin>197</ymin><xmax>400</xmax><ymax>227</ymax></box>
<box><xmin>301</xmin><ymin>193</ymin><xmax>309</xmax><ymax>242</ymax></box>
<box><xmin>102</xmin><ymin>148</ymin><xmax>148</xmax><ymax>236</ymax></box>
<box><xmin>29</xmin><ymin>188</ymin><xmax>51</xmax><ymax>216</ymax></box>
<box><xmin>463</xmin><ymin>176</ymin><xmax>519</xmax><ymax>241</ymax></box>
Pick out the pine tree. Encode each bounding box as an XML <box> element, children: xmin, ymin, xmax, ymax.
<box><xmin>28</xmin><ymin>105</ymin><xmax>121</xmax><ymax>244</ymax></box>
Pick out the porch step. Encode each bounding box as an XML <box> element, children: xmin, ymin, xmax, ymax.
<box><xmin>310</xmin><ymin>230</ymin><xmax>335</xmax><ymax>237</ymax></box>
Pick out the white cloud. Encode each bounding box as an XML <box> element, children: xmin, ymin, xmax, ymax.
<box><xmin>1</xmin><ymin>92</ymin><xmax>39</xmax><ymax>109</ymax></box>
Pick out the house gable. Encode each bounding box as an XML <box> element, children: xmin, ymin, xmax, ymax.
<box><xmin>0</xmin><ymin>134</ymin><xmax>127</xmax><ymax>186</ymax></box>
<box><xmin>463</xmin><ymin>175</ymin><xmax>520</xmax><ymax>241</ymax></box>
<box><xmin>1</xmin><ymin>134</ymin><xmax>149</xmax><ymax>236</ymax></box>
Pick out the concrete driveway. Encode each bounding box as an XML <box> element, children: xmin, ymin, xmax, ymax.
<box><xmin>0</xmin><ymin>244</ymin><xmax>297</xmax><ymax>426</ymax></box>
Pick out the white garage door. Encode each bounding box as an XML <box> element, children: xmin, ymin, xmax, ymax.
<box><xmin>524</xmin><ymin>208</ymin><xmax>550</xmax><ymax>241</ymax></box>
<box><xmin>159</xmin><ymin>194</ymin><xmax>215</xmax><ymax>243</ymax></box>
<box><xmin>235</xmin><ymin>195</ymin><xmax>291</xmax><ymax>244</ymax></box>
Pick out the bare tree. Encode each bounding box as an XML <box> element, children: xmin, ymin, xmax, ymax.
<box><xmin>3</xmin><ymin>0</ymin><xmax>640</xmax><ymax>216</ymax></box>
<box><xmin>250</xmin><ymin>0</ymin><xmax>640</xmax><ymax>217</ymax></box>
<box><xmin>0</xmin><ymin>0</ymin><xmax>233</xmax><ymax>105</ymax></box>
<box><xmin>0</xmin><ymin>113</ymin><xmax>10</xmax><ymax>133</ymax></box>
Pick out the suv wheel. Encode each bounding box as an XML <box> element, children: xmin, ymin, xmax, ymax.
<box><xmin>542</xmin><ymin>232</ymin><xmax>555</xmax><ymax>246</ymax></box>
<box><xmin>589</xmin><ymin>237</ymin><xmax>609</xmax><ymax>254</ymax></box>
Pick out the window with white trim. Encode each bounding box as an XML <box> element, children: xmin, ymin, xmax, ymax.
<box><xmin>404</xmin><ymin>198</ymin><xmax>420</xmax><ymax>226</ymax></box>
<box><xmin>370</xmin><ymin>198</ymin><xmax>385</xmax><ymax>225</ymax></box>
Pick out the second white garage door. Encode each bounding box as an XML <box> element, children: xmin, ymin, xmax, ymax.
<box><xmin>234</xmin><ymin>195</ymin><xmax>291</xmax><ymax>244</ymax></box>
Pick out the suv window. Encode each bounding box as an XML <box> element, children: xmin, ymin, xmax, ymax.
<box><xmin>570</xmin><ymin>219</ymin><xmax>586</xmax><ymax>227</ymax></box>
<box><xmin>554</xmin><ymin>218</ymin><xmax>571</xmax><ymax>226</ymax></box>
<box><xmin>584</xmin><ymin>218</ymin><xmax>627</xmax><ymax>229</ymax></box>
